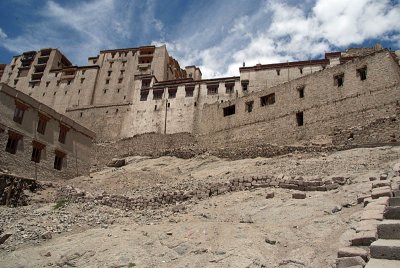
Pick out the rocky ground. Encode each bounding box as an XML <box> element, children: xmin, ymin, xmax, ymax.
<box><xmin>1</xmin><ymin>145</ymin><xmax>400</xmax><ymax>268</ymax></box>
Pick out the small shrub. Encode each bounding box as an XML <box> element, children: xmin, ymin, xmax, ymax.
<box><xmin>128</xmin><ymin>263</ymin><xmax>136</xmax><ymax>267</ymax></box>
<box><xmin>53</xmin><ymin>199</ymin><xmax>67</xmax><ymax>209</ymax></box>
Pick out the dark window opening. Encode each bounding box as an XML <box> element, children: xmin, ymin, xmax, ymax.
<box><xmin>46</xmin><ymin>81</ymin><xmax>50</xmax><ymax>87</ymax></box>
<box><xmin>225</xmin><ymin>82</ymin><xmax>235</xmax><ymax>94</ymax></box>
<box><xmin>260</xmin><ymin>93</ymin><xmax>275</xmax><ymax>106</ymax></box>
<box><xmin>140</xmin><ymin>91</ymin><xmax>149</xmax><ymax>101</ymax></box>
<box><xmin>6</xmin><ymin>133</ymin><xmax>21</xmax><ymax>154</ymax></box>
<box><xmin>207</xmin><ymin>85</ymin><xmax>218</xmax><ymax>95</ymax></box>
<box><xmin>58</xmin><ymin>125</ymin><xmax>69</xmax><ymax>144</ymax></box>
<box><xmin>223</xmin><ymin>105</ymin><xmax>236</xmax><ymax>117</ymax></box>
<box><xmin>81</xmin><ymin>78</ymin><xmax>85</xmax><ymax>84</ymax></box>
<box><xmin>142</xmin><ymin>78</ymin><xmax>151</xmax><ymax>88</ymax></box>
<box><xmin>299</xmin><ymin>68</ymin><xmax>303</xmax><ymax>74</ymax></box>
<box><xmin>194</xmin><ymin>102</ymin><xmax>197</xmax><ymax>107</ymax></box>
<box><xmin>185</xmin><ymin>86</ymin><xmax>194</xmax><ymax>97</ymax></box>
<box><xmin>31</xmin><ymin>142</ymin><xmax>45</xmax><ymax>163</ymax></box>
<box><xmin>276</xmin><ymin>69</ymin><xmax>281</xmax><ymax>76</ymax></box>
<box><xmin>154</xmin><ymin>105</ymin><xmax>157</xmax><ymax>110</ymax></box>
<box><xmin>80</xmin><ymin>112</ymin><xmax>83</xmax><ymax>117</ymax></box>
<box><xmin>167</xmin><ymin>103</ymin><xmax>171</xmax><ymax>108</ymax></box>
<box><xmin>241</xmin><ymin>80</ymin><xmax>249</xmax><ymax>92</ymax></box>
<box><xmin>298</xmin><ymin>86</ymin><xmax>305</xmax><ymax>98</ymax></box>
<box><xmin>357</xmin><ymin>67</ymin><xmax>367</xmax><ymax>81</ymax></box>
<box><xmin>115</xmin><ymin>109</ymin><xmax>118</xmax><ymax>113</ymax></box>
<box><xmin>296</xmin><ymin>112</ymin><xmax>304</xmax><ymax>126</ymax></box>
<box><xmin>108</xmin><ymin>71</ymin><xmax>112</xmax><ymax>76</ymax></box>
<box><xmin>153</xmin><ymin>90</ymin><xmax>163</xmax><ymax>100</ymax></box>
<box><xmin>168</xmin><ymin>88</ymin><xmax>177</xmax><ymax>99</ymax></box>
<box><xmin>245</xmin><ymin>101</ymin><xmax>254</xmax><ymax>113</ymax></box>
<box><xmin>37</xmin><ymin>114</ymin><xmax>49</xmax><ymax>135</ymax></box>
<box><xmin>13</xmin><ymin>103</ymin><xmax>27</xmax><ymax>124</ymax></box>
<box><xmin>54</xmin><ymin>151</ymin><xmax>65</xmax><ymax>170</ymax></box>
<box><xmin>334</xmin><ymin>74</ymin><xmax>344</xmax><ymax>87</ymax></box>
<box><xmin>106</xmin><ymin>79</ymin><xmax>110</xmax><ymax>84</ymax></box>
<box><xmin>67</xmin><ymin>80</ymin><xmax>71</xmax><ymax>85</ymax></box>
<box><xmin>118</xmin><ymin>78</ymin><xmax>123</xmax><ymax>83</ymax></box>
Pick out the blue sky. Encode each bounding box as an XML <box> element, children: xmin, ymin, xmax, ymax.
<box><xmin>0</xmin><ymin>0</ymin><xmax>399</xmax><ymax>78</ymax></box>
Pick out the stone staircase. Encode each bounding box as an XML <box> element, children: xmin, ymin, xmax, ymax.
<box><xmin>366</xmin><ymin>194</ymin><xmax>400</xmax><ymax>267</ymax></box>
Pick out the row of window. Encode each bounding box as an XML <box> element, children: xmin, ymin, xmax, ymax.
<box><xmin>13</xmin><ymin>102</ymin><xmax>69</xmax><ymax>143</ymax></box>
<box><xmin>4</xmin><ymin>132</ymin><xmax>65</xmax><ymax>170</ymax></box>
<box><xmin>334</xmin><ymin>67</ymin><xmax>367</xmax><ymax>87</ymax></box>
<box><xmin>223</xmin><ymin>100</ymin><xmax>304</xmax><ymax>126</ymax></box>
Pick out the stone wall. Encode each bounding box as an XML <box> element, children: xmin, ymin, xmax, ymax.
<box><xmin>0</xmin><ymin>84</ymin><xmax>94</xmax><ymax>180</ymax></box>
<box><xmin>196</xmin><ymin>51</ymin><xmax>400</xmax><ymax>146</ymax></box>
<box><xmin>58</xmin><ymin>174</ymin><xmax>343</xmax><ymax>211</ymax></box>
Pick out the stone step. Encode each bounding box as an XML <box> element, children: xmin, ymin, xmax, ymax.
<box><xmin>365</xmin><ymin>258</ymin><xmax>400</xmax><ymax>267</ymax></box>
<box><xmin>370</xmin><ymin>239</ymin><xmax>400</xmax><ymax>260</ymax></box>
<box><xmin>389</xmin><ymin>198</ymin><xmax>400</xmax><ymax>207</ymax></box>
<box><xmin>384</xmin><ymin>206</ymin><xmax>400</xmax><ymax>219</ymax></box>
<box><xmin>377</xmin><ymin>220</ymin><xmax>400</xmax><ymax>239</ymax></box>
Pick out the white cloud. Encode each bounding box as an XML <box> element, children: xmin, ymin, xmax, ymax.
<box><xmin>164</xmin><ymin>0</ymin><xmax>400</xmax><ymax>78</ymax></box>
<box><xmin>0</xmin><ymin>27</ymin><xmax>7</xmax><ymax>39</ymax></box>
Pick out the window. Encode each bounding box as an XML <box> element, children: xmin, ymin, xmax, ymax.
<box><xmin>108</xmin><ymin>71</ymin><xmax>112</xmax><ymax>77</ymax></box>
<box><xmin>241</xmin><ymin>80</ymin><xmax>249</xmax><ymax>92</ymax></box>
<box><xmin>105</xmin><ymin>79</ymin><xmax>110</xmax><ymax>84</ymax></box>
<box><xmin>276</xmin><ymin>69</ymin><xmax>281</xmax><ymax>76</ymax></box>
<box><xmin>120</xmin><ymin>70</ymin><xmax>125</xmax><ymax>75</ymax></box>
<box><xmin>46</xmin><ymin>81</ymin><xmax>50</xmax><ymax>87</ymax></box>
<box><xmin>58</xmin><ymin>124</ymin><xmax>69</xmax><ymax>144</ymax></box>
<box><xmin>223</xmin><ymin>105</ymin><xmax>235</xmax><ymax>117</ymax></box>
<box><xmin>31</xmin><ymin>141</ymin><xmax>45</xmax><ymax>163</ymax></box>
<box><xmin>168</xmin><ymin>88</ymin><xmax>177</xmax><ymax>99</ymax></box>
<box><xmin>140</xmin><ymin>91</ymin><xmax>149</xmax><ymax>101</ymax></box>
<box><xmin>54</xmin><ymin>150</ymin><xmax>66</xmax><ymax>170</ymax></box>
<box><xmin>245</xmin><ymin>101</ymin><xmax>254</xmax><ymax>112</ymax></box>
<box><xmin>296</xmin><ymin>112</ymin><xmax>304</xmax><ymax>126</ymax></box>
<box><xmin>334</xmin><ymin>74</ymin><xmax>344</xmax><ymax>87</ymax></box>
<box><xmin>225</xmin><ymin>83</ymin><xmax>234</xmax><ymax>94</ymax></box>
<box><xmin>260</xmin><ymin>93</ymin><xmax>275</xmax><ymax>106</ymax></box>
<box><xmin>207</xmin><ymin>85</ymin><xmax>218</xmax><ymax>95</ymax></box>
<box><xmin>185</xmin><ymin>86</ymin><xmax>194</xmax><ymax>97</ymax></box>
<box><xmin>118</xmin><ymin>78</ymin><xmax>123</xmax><ymax>83</ymax></box>
<box><xmin>5</xmin><ymin>132</ymin><xmax>22</xmax><ymax>154</ymax></box>
<box><xmin>56</xmin><ymin>81</ymin><xmax>61</xmax><ymax>86</ymax></box>
<box><xmin>153</xmin><ymin>89</ymin><xmax>163</xmax><ymax>100</ymax></box>
<box><xmin>357</xmin><ymin>67</ymin><xmax>367</xmax><ymax>81</ymax></box>
<box><xmin>81</xmin><ymin>70</ymin><xmax>86</xmax><ymax>75</ymax></box>
<box><xmin>67</xmin><ymin>80</ymin><xmax>71</xmax><ymax>85</ymax></box>
<box><xmin>80</xmin><ymin>78</ymin><xmax>85</xmax><ymax>84</ymax></box>
<box><xmin>93</xmin><ymin>59</ymin><xmax>97</xmax><ymax>64</ymax></box>
<box><xmin>37</xmin><ymin>113</ymin><xmax>49</xmax><ymax>135</ymax></box>
<box><xmin>109</xmin><ymin>62</ymin><xmax>113</xmax><ymax>68</ymax></box>
<box><xmin>103</xmin><ymin>89</ymin><xmax>107</xmax><ymax>94</ymax></box>
<box><xmin>142</xmin><ymin>79</ymin><xmax>151</xmax><ymax>88</ymax></box>
<box><xmin>13</xmin><ymin>102</ymin><xmax>28</xmax><ymax>124</ymax></box>
<box><xmin>14</xmin><ymin>80</ymin><xmax>18</xmax><ymax>86</ymax></box>
<box><xmin>298</xmin><ymin>86</ymin><xmax>305</xmax><ymax>98</ymax></box>
<box><xmin>189</xmin><ymin>73</ymin><xmax>193</xmax><ymax>78</ymax></box>
<box><xmin>117</xmin><ymin>88</ymin><xmax>120</xmax><ymax>93</ymax></box>
<box><xmin>299</xmin><ymin>68</ymin><xmax>303</xmax><ymax>74</ymax></box>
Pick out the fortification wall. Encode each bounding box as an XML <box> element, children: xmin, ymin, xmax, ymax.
<box><xmin>196</xmin><ymin>51</ymin><xmax>400</xmax><ymax>145</ymax></box>
<box><xmin>66</xmin><ymin>103</ymin><xmax>132</xmax><ymax>142</ymax></box>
